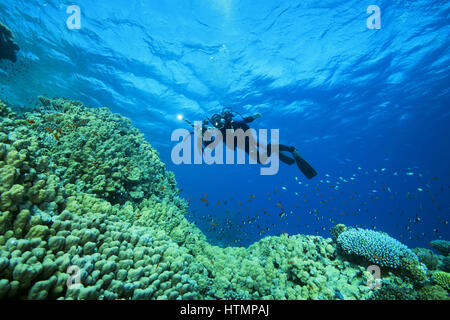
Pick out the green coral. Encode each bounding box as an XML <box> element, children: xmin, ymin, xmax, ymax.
<box><xmin>432</xmin><ymin>271</ymin><xmax>450</xmax><ymax>291</ymax></box>
<box><xmin>371</xmin><ymin>276</ymin><xmax>416</xmax><ymax>300</ymax></box>
<box><xmin>416</xmin><ymin>285</ymin><xmax>449</xmax><ymax>300</ymax></box>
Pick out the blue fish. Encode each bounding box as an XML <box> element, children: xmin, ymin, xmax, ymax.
<box><xmin>335</xmin><ymin>291</ymin><xmax>345</xmax><ymax>300</ymax></box>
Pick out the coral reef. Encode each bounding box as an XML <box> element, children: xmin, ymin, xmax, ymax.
<box><xmin>0</xmin><ymin>22</ymin><xmax>19</xmax><ymax>62</ymax></box>
<box><xmin>0</xmin><ymin>97</ymin><xmax>447</xmax><ymax>300</ymax></box>
<box><xmin>431</xmin><ymin>271</ymin><xmax>450</xmax><ymax>291</ymax></box>
<box><xmin>336</xmin><ymin>227</ymin><xmax>418</xmax><ymax>269</ymax></box>
<box><xmin>429</xmin><ymin>240</ymin><xmax>450</xmax><ymax>256</ymax></box>
<box><xmin>413</xmin><ymin>248</ymin><xmax>440</xmax><ymax>270</ymax></box>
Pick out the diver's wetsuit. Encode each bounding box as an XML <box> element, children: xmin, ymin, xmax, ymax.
<box><xmin>223</xmin><ymin>114</ymin><xmax>297</xmax><ymax>166</ymax></box>
<box><xmin>201</xmin><ymin>112</ymin><xmax>317</xmax><ymax>179</ymax></box>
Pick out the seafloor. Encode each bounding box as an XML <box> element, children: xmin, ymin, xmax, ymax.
<box><xmin>0</xmin><ymin>97</ymin><xmax>448</xmax><ymax>300</ymax></box>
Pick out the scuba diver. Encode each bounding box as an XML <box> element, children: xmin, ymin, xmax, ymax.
<box><xmin>184</xmin><ymin>108</ymin><xmax>317</xmax><ymax>179</ymax></box>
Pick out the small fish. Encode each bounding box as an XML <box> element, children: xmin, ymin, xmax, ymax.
<box><xmin>335</xmin><ymin>292</ymin><xmax>345</xmax><ymax>300</ymax></box>
<box><xmin>159</xmin><ymin>186</ymin><xmax>165</xmax><ymax>191</ymax></box>
<box><xmin>210</xmin><ymin>222</ymin><xmax>217</xmax><ymax>227</ymax></box>
<box><xmin>44</xmin><ymin>127</ymin><xmax>54</xmax><ymax>133</ymax></box>
<box><xmin>92</xmin><ymin>132</ymin><xmax>99</xmax><ymax>137</ymax></box>
<box><xmin>91</xmin><ymin>161</ymin><xmax>100</xmax><ymax>165</ymax></box>
<box><xmin>53</xmin><ymin>132</ymin><xmax>59</xmax><ymax>141</ymax></box>
<box><xmin>249</xmin><ymin>194</ymin><xmax>256</xmax><ymax>198</ymax></box>
<box><xmin>276</xmin><ymin>203</ymin><xmax>283</xmax><ymax>207</ymax></box>
<box><xmin>66</xmin><ymin>124</ymin><xmax>73</xmax><ymax>129</ymax></box>
<box><xmin>26</xmin><ymin>120</ymin><xmax>35</xmax><ymax>124</ymax></box>
<box><xmin>177</xmin><ymin>189</ymin><xmax>183</xmax><ymax>194</ymax></box>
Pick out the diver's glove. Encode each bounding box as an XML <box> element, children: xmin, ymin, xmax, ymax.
<box><xmin>252</xmin><ymin>112</ymin><xmax>262</xmax><ymax>119</ymax></box>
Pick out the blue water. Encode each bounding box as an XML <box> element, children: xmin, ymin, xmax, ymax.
<box><xmin>1</xmin><ymin>0</ymin><xmax>449</xmax><ymax>249</ymax></box>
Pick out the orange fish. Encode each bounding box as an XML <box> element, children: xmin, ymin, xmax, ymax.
<box><xmin>177</xmin><ymin>189</ymin><xmax>183</xmax><ymax>194</ymax></box>
<box><xmin>159</xmin><ymin>186</ymin><xmax>165</xmax><ymax>191</ymax></box>
<box><xmin>204</xmin><ymin>193</ymin><xmax>209</xmax><ymax>197</ymax></box>
<box><xmin>57</xmin><ymin>128</ymin><xmax>62</xmax><ymax>134</ymax></box>
<box><xmin>92</xmin><ymin>132</ymin><xmax>99</xmax><ymax>137</ymax></box>
<box><xmin>26</xmin><ymin>120</ymin><xmax>35</xmax><ymax>124</ymax></box>
<box><xmin>217</xmin><ymin>200</ymin><xmax>221</xmax><ymax>206</ymax></box>
<box><xmin>44</xmin><ymin>127</ymin><xmax>53</xmax><ymax>133</ymax></box>
<box><xmin>126</xmin><ymin>167</ymin><xmax>130</xmax><ymax>171</ymax></box>
<box><xmin>91</xmin><ymin>161</ymin><xmax>100</xmax><ymax>165</ymax></box>
<box><xmin>276</xmin><ymin>203</ymin><xmax>283</xmax><ymax>207</ymax></box>
<box><xmin>179</xmin><ymin>287</ymin><xmax>182</xmax><ymax>296</ymax></box>
<box><xmin>250</xmin><ymin>194</ymin><xmax>256</xmax><ymax>198</ymax></box>
<box><xmin>187</xmin><ymin>197</ymin><xmax>190</xmax><ymax>202</ymax></box>
<box><xmin>238</xmin><ymin>201</ymin><xmax>242</xmax><ymax>206</ymax></box>
<box><xmin>288</xmin><ymin>261</ymin><xmax>294</xmax><ymax>265</ymax></box>
<box><xmin>66</xmin><ymin>124</ymin><xmax>73</xmax><ymax>129</ymax></box>
<box><xmin>210</xmin><ymin>222</ymin><xmax>217</xmax><ymax>227</ymax></box>
<box><xmin>53</xmin><ymin>132</ymin><xmax>59</xmax><ymax>141</ymax></box>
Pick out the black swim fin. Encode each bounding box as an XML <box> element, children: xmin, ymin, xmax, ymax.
<box><xmin>292</xmin><ymin>149</ymin><xmax>318</xmax><ymax>179</ymax></box>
